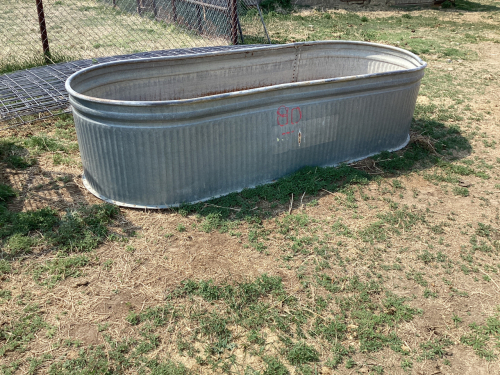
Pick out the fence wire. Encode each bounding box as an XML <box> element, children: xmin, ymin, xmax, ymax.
<box><xmin>0</xmin><ymin>0</ymin><xmax>270</xmax><ymax>126</ymax></box>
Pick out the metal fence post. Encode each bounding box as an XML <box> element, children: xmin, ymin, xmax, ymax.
<box><xmin>152</xmin><ymin>0</ymin><xmax>158</xmax><ymax>19</ymax></box>
<box><xmin>36</xmin><ymin>0</ymin><xmax>51</xmax><ymax>63</ymax></box>
<box><xmin>228</xmin><ymin>0</ymin><xmax>237</xmax><ymax>45</ymax></box>
<box><xmin>196</xmin><ymin>4</ymin><xmax>203</xmax><ymax>34</ymax></box>
<box><xmin>172</xmin><ymin>0</ymin><xmax>177</xmax><ymax>22</ymax></box>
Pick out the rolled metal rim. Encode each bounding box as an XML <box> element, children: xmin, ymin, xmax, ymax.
<box><xmin>66</xmin><ymin>40</ymin><xmax>427</xmax><ymax>107</ymax></box>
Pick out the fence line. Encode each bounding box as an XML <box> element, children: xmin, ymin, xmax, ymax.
<box><xmin>1</xmin><ymin>0</ymin><xmax>269</xmax><ymax>73</ymax></box>
<box><xmin>0</xmin><ymin>0</ymin><xmax>270</xmax><ymax>125</ymax></box>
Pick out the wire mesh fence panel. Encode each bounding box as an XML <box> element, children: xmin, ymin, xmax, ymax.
<box><xmin>0</xmin><ymin>0</ymin><xmax>270</xmax><ymax>73</ymax></box>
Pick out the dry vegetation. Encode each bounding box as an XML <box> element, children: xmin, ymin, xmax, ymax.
<box><xmin>1</xmin><ymin>0</ymin><xmax>500</xmax><ymax>374</ymax></box>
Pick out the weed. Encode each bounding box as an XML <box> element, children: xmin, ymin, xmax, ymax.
<box><xmin>263</xmin><ymin>356</ymin><xmax>289</xmax><ymax>375</ymax></box>
<box><xmin>199</xmin><ymin>212</ymin><xmax>228</xmax><ymax>233</ymax></box>
<box><xmin>33</xmin><ymin>255</ymin><xmax>90</xmax><ymax>288</ymax></box>
<box><xmin>401</xmin><ymin>358</ymin><xmax>413</xmax><ymax>370</ymax></box>
<box><xmin>286</xmin><ymin>342</ymin><xmax>319</xmax><ymax>365</ymax></box>
<box><xmin>423</xmin><ymin>289</ymin><xmax>438</xmax><ymax>298</ymax></box>
<box><xmin>453</xmin><ymin>186</ymin><xmax>469</xmax><ymax>197</ymax></box>
<box><xmin>345</xmin><ymin>358</ymin><xmax>356</xmax><ymax>368</ymax></box>
<box><xmin>452</xmin><ymin>314</ymin><xmax>462</xmax><ymax>327</ymax></box>
<box><xmin>0</xmin><ymin>305</ymin><xmax>47</xmax><ymax>356</ymax></box>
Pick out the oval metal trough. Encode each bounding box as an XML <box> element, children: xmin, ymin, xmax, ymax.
<box><xmin>66</xmin><ymin>41</ymin><xmax>426</xmax><ymax>208</ymax></box>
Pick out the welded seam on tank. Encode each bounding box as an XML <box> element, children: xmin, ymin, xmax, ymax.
<box><xmin>291</xmin><ymin>45</ymin><xmax>302</xmax><ymax>83</ymax></box>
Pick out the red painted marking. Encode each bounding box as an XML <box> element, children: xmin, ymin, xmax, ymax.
<box><xmin>291</xmin><ymin>107</ymin><xmax>302</xmax><ymax>124</ymax></box>
<box><xmin>277</xmin><ymin>105</ymin><xmax>289</xmax><ymax>126</ymax></box>
<box><xmin>282</xmin><ymin>131</ymin><xmax>295</xmax><ymax>135</ymax></box>
<box><xmin>277</xmin><ymin>105</ymin><xmax>302</xmax><ymax>127</ymax></box>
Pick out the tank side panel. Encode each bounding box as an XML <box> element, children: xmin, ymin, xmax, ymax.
<box><xmin>74</xmin><ymin>80</ymin><xmax>421</xmax><ymax>207</ymax></box>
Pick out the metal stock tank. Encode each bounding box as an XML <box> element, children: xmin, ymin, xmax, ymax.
<box><xmin>66</xmin><ymin>41</ymin><xmax>426</xmax><ymax>208</ymax></box>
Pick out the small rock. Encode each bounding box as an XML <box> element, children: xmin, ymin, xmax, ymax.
<box><xmin>446</xmin><ymin>59</ymin><xmax>452</xmax><ymax>63</ymax></box>
<box><xmin>448</xmin><ymin>68</ymin><xmax>454</xmax><ymax>71</ymax></box>
<box><xmin>458</xmin><ymin>180</ymin><xmax>472</xmax><ymax>187</ymax></box>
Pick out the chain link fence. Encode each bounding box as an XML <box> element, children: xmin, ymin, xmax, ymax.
<box><xmin>1</xmin><ymin>0</ymin><xmax>270</xmax><ymax>72</ymax></box>
<box><xmin>0</xmin><ymin>0</ymin><xmax>270</xmax><ymax>126</ymax></box>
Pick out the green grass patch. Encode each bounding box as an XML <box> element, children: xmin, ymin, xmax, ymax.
<box><xmin>1</xmin><ymin>204</ymin><xmax>120</xmax><ymax>257</ymax></box>
<box><xmin>33</xmin><ymin>255</ymin><xmax>91</xmax><ymax>288</ymax></box>
<box><xmin>0</xmin><ymin>305</ymin><xmax>47</xmax><ymax>356</ymax></box>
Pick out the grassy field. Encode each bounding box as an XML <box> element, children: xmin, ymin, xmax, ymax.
<box><xmin>1</xmin><ymin>0</ymin><xmax>500</xmax><ymax>374</ymax></box>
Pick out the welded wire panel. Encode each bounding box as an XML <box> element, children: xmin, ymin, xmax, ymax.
<box><xmin>0</xmin><ymin>45</ymin><xmax>252</xmax><ymax>127</ymax></box>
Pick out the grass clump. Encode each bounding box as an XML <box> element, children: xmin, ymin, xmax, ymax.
<box><xmin>0</xmin><ymin>260</ymin><xmax>11</xmax><ymax>275</ymax></box>
<box><xmin>0</xmin><ymin>305</ymin><xmax>47</xmax><ymax>356</ymax></box>
<box><xmin>453</xmin><ymin>186</ymin><xmax>469</xmax><ymax>197</ymax></box>
<box><xmin>0</xmin><ymin>184</ymin><xmax>16</xmax><ymax>203</ymax></box>
<box><xmin>0</xmin><ymin>140</ymin><xmax>35</xmax><ymax>169</ymax></box>
<box><xmin>1</xmin><ymin>204</ymin><xmax>119</xmax><ymax>258</ymax></box>
<box><xmin>460</xmin><ymin>311</ymin><xmax>500</xmax><ymax>360</ymax></box>
<box><xmin>0</xmin><ymin>203</ymin><xmax>120</xmax><ymax>289</ymax></box>
<box><xmin>286</xmin><ymin>341</ymin><xmax>320</xmax><ymax>365</ymax></box>
<box><xmin>33</xmin><ymin>255</ymin><xmax>90</xmax><ymax>287</ymax></box>
<box><xmin>263</xmin><ymin>356</ymin><xmax>289</xmax><ymax>375</ymax></box>
<box><xmin>52</xmin><ymin>204</ymin><xmax>120</xmax><ymax>253</ymax></box>
<box><xmin>178</xmin><ymin>165</ymin><xmax>370</xmax><ymax>222</ymax></box>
